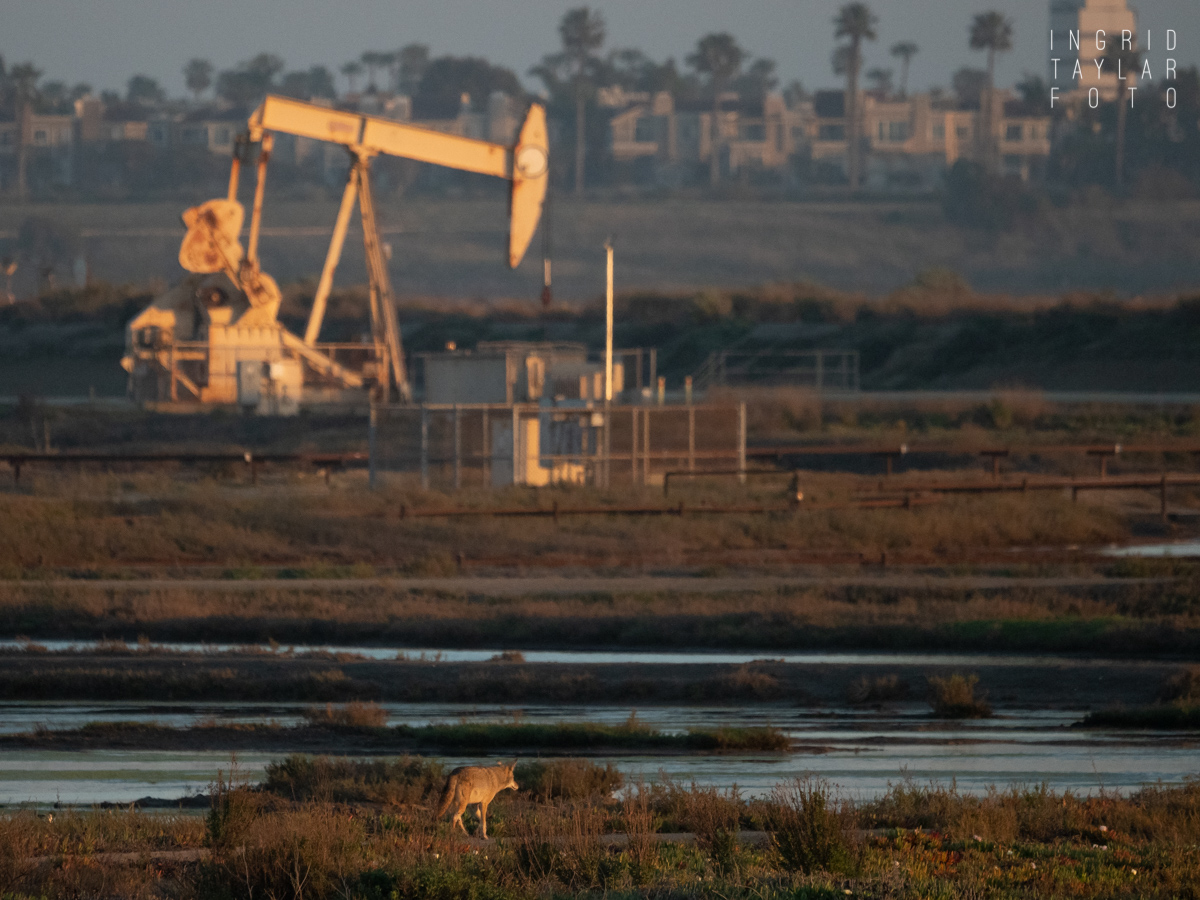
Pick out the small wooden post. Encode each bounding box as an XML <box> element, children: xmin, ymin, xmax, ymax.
<box><xmin>631</xmin><ymin>406</ymin><xmax>639</xmax><ymax>485</ymax></box>
<box><xmin>737</xmin><ymin>401</ymin><xmax>747</xmax><ymax>485</ymax></box>
<box><xmin>511</xmin><ymin>404</ymin><xmax>520</xmax><ymax>486</ymax></box>
<box><xmin>420</xmin><ymin>405</ymin><xmax>430</xmax><ymax>490</ymax></box>
<box><xmin>643</xmin><ymin>407</ymin><xmax>651</xmax><ymax>484</ymax></box>
<box><xmin>368</xmin><ymin>402</ymin><xmax>378</xmax><ymax>490</ymax></box>
<box><xmin>453</xmin><ymin>404</ymin><xmax>462</xmax><ymax>491</ymax></box>
<box><xmin>482</xmin><ymin>408</ymin><xmax>491</xmax><ymax>487</ymax></box>
<box><xmin>688</xmin><ymin>405</ymin><xmax>696</xmax><ymax>472</ymax></box>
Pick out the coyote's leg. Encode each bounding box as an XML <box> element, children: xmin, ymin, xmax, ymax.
<box><xmin>479</xmin><ymin>801</ymin><xmax>489</xmax><ymax>840</ymax></box>
<box><xmin>451</xmin><ymin>803</ymin><xmax>468</xmax><ymax>835</ymax></box>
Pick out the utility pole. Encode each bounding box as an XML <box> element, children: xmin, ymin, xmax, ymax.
<box><xmin>603</xmin><ymin>238</ymin><xmax>614</xmax><ymax>488</ymax></box>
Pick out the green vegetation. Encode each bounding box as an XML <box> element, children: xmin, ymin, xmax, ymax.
<box><xmin>11</xmin><ymin>717</ymin><xmax>792</xmax><ymax>754</ymax></box>
<box><xmin>4</xmin><ymin>768</ymin><xmax>1200</xmax><ymax>898</ymax></box>
<box><xmin>927</xmin><ymin>672</ymin><xmax>993</xmax><ymax>719</ymax></box>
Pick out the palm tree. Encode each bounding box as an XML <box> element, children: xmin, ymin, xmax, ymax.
<box><xmin>867</xmin><ymin>67</ymin><xmax>893</xmax><ymax>99</ymax></box>
<box><xmin>558</xmin><ymin>7</ymin><xmax>606</xmax><ymax>195</ymax></box>
<box><xmin>340</xmin><ymin>61</ymin><xmax>364</xmax><ymax>96</ymax></box>
<box><xmin>834</xmin><ymin>3</ymin><xmax>877</xmax><ymax>191</ymax></box>
<box><xmin>1105</xmin><ymin>40</ymin><xmax>1141</xmax><ymax>188</ymax></box>
<box><xmin>969</xmin><ymin>11</ymin><xmax>1014</xmax><ymax>172</ymax></box>
<box><xmin>890</xmin><ymin>42</ymin><xmax>919</xmax><ymax>98</ymax></box>
<box><xmin>688</xmin><ymin>33</ymin><xmax>745</xmax><ymax>187</ymax></box>
<box><xmin>183</xmin><ymin>59</ymin><xmax>213</xmax><ymax>103</ymax></box>
<box><xmin>9</xmin><ymin>62</ymin><xmax>41</xmax><ymax>203</ymax></box>
<box><xmin>361</xmin><ymin>51</ymin><xmax>389</xmax><ymax>92</ymax></box>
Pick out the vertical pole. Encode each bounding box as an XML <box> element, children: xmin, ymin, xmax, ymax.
<box><xmin>605</xmin><ymin>239</ymin><xmax>614</xmax><ymax>491</ymax></box>
<box><xmin>643</xmin><ymin>407</ymin><xmax>651</xmax><ymax>484</ymax></box>
<box><xmin>453</xmin><ymin>404</ymin><xmax>462</xmax><ymax>491</ymax></box>
<box><xmin>631</xmin><ymin>407</ymin><xmax>639</xmax><ymax>485</ymax></box>
<box><xmin>512</xmin><ymin>404</ymin><xmax>521</xmax><ymax>486</ymax></box>
<box><xmin>737</xmin><ymin>401</ymin><xmax>747</xmax><ymax>485</ymax></box>
<box><xmin>685</xmin><ymin>375</ymin><xmax>693</xmax><ymax>406</ymax></box>
<box><xmin>657</xmin><ymin>376</ymin><xmax>665</xmax><ymax>406</ymax></box>
<box><xmin>368</xmin><ymin>402</ymin><xmax>378</xmax><ymax>490</ymax></box>
<box><xmin>650</xmin><ymin>348</ymin><xmax>657</xmax><ymax>395</ymax></box>
<box><xmin>604</xmin><ymin>240</ymin><xmax>614</xmax><ymax>404</ymax></box>
<box><xmin>688</xmin><ymin>406</ymin><xmax>696</xmax><ymax>472</ymax></box>
<box><xmin>482</xmin><ymin>408</ymin><xmax>491</xmax><ymax>488</ymax></box>
<box><xmin>168</xmin><ymin>344</ymin><xmax>177</xmax><ymax>402</ymax></box>
<box><xmin>420</xmin><ymin>405</ymin><xmax>429</xmax><ymax>490</ymax></box>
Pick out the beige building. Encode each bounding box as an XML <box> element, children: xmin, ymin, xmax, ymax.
<box><xmin>608</xmin><ymin>90</ymin><xmax>804</xmax><ymax>177</ymax></box>
<box><xmin>1050</xmin><ymin>0</ymin><xmax>1138</xmax><ymax>100</ymax></box>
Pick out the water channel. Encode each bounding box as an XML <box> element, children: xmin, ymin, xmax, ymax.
<box><xmin>0</xmin><ymin>701</ymin><xmax>1195</xmax><ymax>807</ymax></box>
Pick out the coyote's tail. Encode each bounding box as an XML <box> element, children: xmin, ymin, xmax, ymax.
<box><xmin>435</xmin><ymin>774</ymin><xmax>458</xmax><ymax>818</ymax></box>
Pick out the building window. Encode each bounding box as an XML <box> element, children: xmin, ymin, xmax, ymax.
<box><xmin>215</xmin><ymin>127</ymin><xmax>232</xmax><ymax>144</ymax></box>
<box><xmin>1005</xmin><ymin>124</ymin><xmax>1023</xmax><ymax>142</ymax></box>
<box><xmin>34</xmin><ymin>130</ymin><xmax>48</xmax><ymax>144</ymax></box>
<box><xmin>888</xmin><ymin>121</ymin><xmax>909</xmax><ymax>141</ymax></box>
<box><xmin>819</xmin><ymin>124</ymin><xmax>845</xmax><ymax>141</ymax></box>
<box><xmin>634</xmin><ymin>117</ymin><xmax>656</xmax><ymax>143</ymax></box>
<box><xmin>956</xmin><ymin>126</ymin><xmax>971</xmax><ymax>139</ymax></box>
<box><xmin>741</xmin><ymin>122</ymin><xmax>765</xmax><ymax>141</ymax></box>
<box><xmin>932</xmin><ymin>123</ymin><xmax>945</xmax><ymax>140</ymax></box>
<box><xmin>181</xmin><ymin>126</ymin><xmax>207</xmax><ymax>145</ymax></box>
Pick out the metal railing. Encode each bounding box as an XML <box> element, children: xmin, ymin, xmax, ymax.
<box><xmin>694</xmin><ymin>349</ymin><xmax>860</xmax><ymax>391</ymax></box>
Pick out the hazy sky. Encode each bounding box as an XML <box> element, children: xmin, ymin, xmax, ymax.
<box><xmin>2</xmin><ymin>0</ymin><xmax>1197</xmax><ymax>99</ymax></box>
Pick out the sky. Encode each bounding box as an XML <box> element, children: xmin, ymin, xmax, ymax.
<box><xmin>1</xmin><ymin>0</ymin><xmax>1198</xmax><ymax>100</ymax></box>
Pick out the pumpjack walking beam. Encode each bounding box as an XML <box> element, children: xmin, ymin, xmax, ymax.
<box><xmin>233</xmin><ymin>94</ymin><xmax>548</xmax><ymax>402</ymax></box>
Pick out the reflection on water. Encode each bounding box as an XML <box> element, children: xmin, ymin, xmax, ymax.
<box><xmin>1107</xmin><ymin>541</ymin><xmax>1200</xmax><ymax>558</ymax></box>
<box><xmin>0</xmin><ymin>702</ymin><xmax>1196</xmax><ymax>807</ymax></box>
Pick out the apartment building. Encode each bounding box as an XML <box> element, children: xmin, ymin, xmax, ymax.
<box><xmin>808</xmin><ymin>90</ymin><xmax>1051</xmax><ymax>186</ymax></box>
<box><xmin>607</xmin><ymin>89</ymin><xmax>805</xmax><ymax>178</ymax></box>
<box><xmin>1050</xmin><ymin>0</ymin><xmax>1137</xmax><ymax>100</ymax></box>
<box><xmin>608</xmin><ymin>86</ymin><xmax>1051</xmax><ymax>188</ymax></box>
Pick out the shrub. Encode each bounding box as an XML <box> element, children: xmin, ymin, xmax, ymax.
<box><xmin>1161</xmin><ymin>666</ymin><xmax>1200</xmax><ymax>702</ymax></box>
<box><xmin>262</xmin><ymin>755</ymin><xmax>446</xmax><ymax>805</ymax></box>
<box><xmin>515</xmin><ymin>759</ymin><xmax>623</xmax><ymax>803</ymax></box>
<box><xmin>767</xmin><ymin>777</ymin><xmax>860</xmax><ymax>875</ymax></box>
<box><xmin>303</xmin><ymin>701</ymin><xmax>388</xmax><ymax>729</ymax></box>
<box><xmin>680</xmin><ymin>783</ymin><xmax>743</xmax><ymax>874</ymax></box>
<box><xmin>928</xmin><ymin>673</ymin><xmax>992</xmax><ymax>718</ymax></box>
<box><xmin>847</xmin><ymin>673</ymin><xmax>908</xmax><ymax>705</ymax></box>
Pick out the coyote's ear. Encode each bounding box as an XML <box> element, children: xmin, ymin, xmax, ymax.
<box><xmin>509</xmin><ymin>758</ymin><xmax>518</xmax><ymax>770</ymax></box>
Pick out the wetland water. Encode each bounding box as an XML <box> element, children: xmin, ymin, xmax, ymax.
<box><xmin>0</xmin><ymin>642</ymin><xmax>1159</xmax><ymax>668</ymax></box>
<box><xmin>1</xmin><ymin>702</ymin><xmax>1196</xmax><ymax>807</ymax></box>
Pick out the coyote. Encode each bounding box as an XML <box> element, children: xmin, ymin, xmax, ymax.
<box><xmin>436</xmin><ymin>761</ymin><xmax>518</xmax><ymax>839</ymax></box>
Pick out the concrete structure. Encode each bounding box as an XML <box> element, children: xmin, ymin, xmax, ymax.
<box><xmin>419</xmin><ymin>342</ymin><xmax>623</xmax><ymax>405</ymax></box>
<box><xmin>1050</xmin><ymin>0</ymin><xmax>1138</xmax><ymax>100</ymax></box>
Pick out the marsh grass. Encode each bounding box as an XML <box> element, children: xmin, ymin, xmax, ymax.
<box><xmin>7</xmin><ymin>768</ymin><xmax>1200</xmax><ymax>899</ymax></box>
<box><xmin>928</xmin><ymin>673</ymin><xmax>993</xmax><ymax>718</ymax></box>
<box><xmin>0</xmin><ymin>468</ymin><xmax>1128</xmax><ymax>574</ymax></box>
<box><xmin>847</xmin><ymin>673</ymin><xmax>909</xmax><ymax>705</ymax></box>
<box><xmin>767</xmin><ymin>778</ymin><xmax>860</xmax><ymax>875</ymax></box>
<box><xmin>303</xmin><ymin>701</ymin><xmax>388</xmax><ymax>729</ymax></box>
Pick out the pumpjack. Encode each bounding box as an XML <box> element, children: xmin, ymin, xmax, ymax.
<box><xmin>122</xmin><ymin>95</ymin><xmax>549</xmax><ymax>408</ymax></box>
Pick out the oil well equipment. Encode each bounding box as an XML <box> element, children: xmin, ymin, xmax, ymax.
<box><xmin>121</xmin><ymin>95</ymin><xmax>549</xmax><ymax>411</ymax></box>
